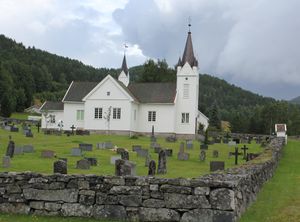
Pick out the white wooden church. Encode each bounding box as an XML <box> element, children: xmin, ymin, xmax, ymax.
<box><xmin>40</xmin><ymin>29</ymin><xmax>209</xmax><ymax>137</ymax></box>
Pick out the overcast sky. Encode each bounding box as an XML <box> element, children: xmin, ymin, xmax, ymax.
<box><xmin>1</xmin><ymin>0</ymin><xmax>299</xmax><ymax>100</ymax></box>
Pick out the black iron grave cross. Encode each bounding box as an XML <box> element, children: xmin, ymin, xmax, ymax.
<box><xmin>229</xmin><ymin>147</ymin><xmax>243</xmax><ymax>165</ymax></box>
<box><xmin>241</xmin><ymin>145</ymin><xmax>249</xmax><ymax>160</ymax></box>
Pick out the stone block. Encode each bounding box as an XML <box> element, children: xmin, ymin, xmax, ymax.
<box><xmin>194</xmin><ymin>187</ymin><xmax>210</xmax><ymax>195</ymax></box>
<box><xmin>93</xmin><ymin>205</ymin><xmax>127</xmax><ymax>220</ymax></box>
<box><xmin>210</xmin><ymin>188</ymin><xmax>235</xmax><ymax>210</ymax></box>
<box><xmin>139</xmin><ymin>207</ymin><xmax>180</xmax><ymax>222</ymax></box>
<box><xmin>142</xmin><ymin>199</ymin><xmax>165</xmax><ymax>208</ymax></box>
<box><xmin>181</xmin><ymin>209</ymin><xmax>214</xmax><ymax>222</ymax></box>
<box><xmin>119</xmin><ymin>195</ymin><xmax>142</xmax><ymax>207</ymax></box>
<box><xmin>29</xmin><ymin>201</ymin><xmax>44</xmax><ymax>210</ymax></box>
<box><xmin>44</xmin><ymin>202</ymin><xmax>62</xmax><ymax>211</ymax></box>
<box><xmin>160</xmin><ymin>185</ymin><xmax>191</xmax><ymax>194</ymax></box>
<box><xmin>23</xmin><ymin>188</ymin><xmax>78</xmax><ymax>203</ymax></box>
<box><xmin>164</xmin><ymin>193</ymin><xmax>210</xmax><ymax>209</ymax></box>
<box><xmin>61</xmin><ymin>203</ymin><xmax>92</xmax><ymax>217</ymax></box>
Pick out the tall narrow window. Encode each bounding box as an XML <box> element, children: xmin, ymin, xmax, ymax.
<box><xmin>76</xmin><ymin>110</ymin><xmax>84</xmax><ymax>121</ymax></box>
<box><xmin>181</xmin><ymin>113</ymin><xmax>189</xmax><ymax>123</ymax></box>
<box><xmin>94</xmin><ymin>108</ymin><xmax>103</xmax><ymax>119</ymax></box>
<box><xmin>183</xmin><ymin>84</ymin><xmax>189</xmax><ymax>99</ymax></box>
<box><xmin>49</xmin><ymin>114</ymin><xmax>56</xmax><ymax>123</ymax></box>
<box><xmin>148</xmin><ymin>111</ymin><xmax>156</xmax><ymax>122</ymax></box>
<box><xmin>113</xmin><ymin>108</ymin><xmax>121</xmax><ymax>119</ymax></box>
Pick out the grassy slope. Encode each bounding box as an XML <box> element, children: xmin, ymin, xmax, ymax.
<box><xmin>240</xmin><ymin>139</ymin><xmax>300</xmax><ymax>222</ymax></box>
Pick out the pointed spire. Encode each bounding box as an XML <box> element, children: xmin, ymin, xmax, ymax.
<box><xmin>181</xmin><ymin>21</ymin><xmax>197</xmax><ymax>67</ymax></box>
<box><xmin>121</xmin><ymin>54</ymin><xmax>128</xmax><ymax>75</ymax></box>
<box><xmin>177</xmin><ymin>57</ymin><xmax>182</xmax><ymax>67</ymax></box>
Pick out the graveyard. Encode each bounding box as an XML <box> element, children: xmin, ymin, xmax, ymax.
<box><xmin>0</xmin><ymin>125</ymin><xmax>264</xmax><ymax>178</ymax></box>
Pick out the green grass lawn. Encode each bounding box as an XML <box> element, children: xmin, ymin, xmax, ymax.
<box><xmin>240</xmin><ymin>139</ymin><xmax>300</xmax><ymax>222</ymax></box>
<box><xmin>0</xmin><ymin>126</ymin><xmax>262</xmax><ymax>178</ymax></box>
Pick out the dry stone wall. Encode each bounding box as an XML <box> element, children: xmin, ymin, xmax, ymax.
<box><xmin>0</xmin><ymin>138</ymin><xmax>285</xmax><ymax>221</ymax></box>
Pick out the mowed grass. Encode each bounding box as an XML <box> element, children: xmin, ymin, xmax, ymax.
<box><xmin>240</xmin><ymin>139</ymin><xmax>300</xmax><ymax>222</ymax></box>
<box><xmin>0</xmin><ymin>126</ymin><xmax>262</xmax><ymax>178</ymax></box>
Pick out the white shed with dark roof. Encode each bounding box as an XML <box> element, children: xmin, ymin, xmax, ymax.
<box><xmin>40</xmin><ymin>29</ymin><xmax>209</xmax><ymax>137</ymax></box>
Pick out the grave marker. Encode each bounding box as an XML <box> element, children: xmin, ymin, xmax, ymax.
<box><xmin>85</xmin><ymin>157</ymin><xmax>98</xmax><ymax>166</ymax></box>
<box><xmin>115</xmin><ymin>159</ymin><xmax>136</xmax><ymax>176</ymax></box>
<box><xmin>79</xmin><ymin>143</ymin><xmax>93</xmax><ymax>151</ymax></box>
<box><xmin>2</xmin><ymin>156</ymin><xmax>11</xmax><ymax>168</ymax></box>
<box><xmin>212</xmin><ymin>150</ymin><xmax>219</xmax><ymax>158</ymax></box>
<box><xmin>229</xmin><ymin>147</ymin><xmax>243</xmax><ymax>165</ymax></box>
<box><xmin>41</xmin><ymin>150</ymin><xmax>55</xmax><ymax>158</ymax></box>
<box><xmin>6</xmin><ymin>141</ymin><xmax>15</xmax><ymax>158</ymax></box>
<box><xmin>14</xmin><ymin>146</ymin><xmax>23</xmax><ymax>155</ymax></box>
<box><xmin>199</xmin><ymin>150</ymin><xmax>206</xmax><ymax>161</ymax></box>
<box><xmin>23</xmin><ymin>145</ymin><xmax>34</xmax><ymax>153</ymax></box>
<box><xmin>210</xmin><ymin>161</ymin><xmax>225</xmax><ymax>172</ymax></box>
<box><xmin>157</xmin><ymin>150</ymin><xmax>167</xmax><ymax>174</ymax></box>
<box><xmin>71</xmin><ymin>148</ymin><xmax>82</xmax><ymax>156</ymax></box>
<box><xmin>148</xmin><ymin>160</ymin><xmax>156</xmax><ymax>176</ymax></box>
<box><xmin>136</xmin><ymin>149</ymin><xmax>149</xmax><ymax>158</ymax></box>
<box><xmin>120</xmin><ymin>150</ymin><xmax>129</xmax><ymax>161</ymax></box>
<box><xmin>53</xmin><ymin>160</ymin><xmax>67</xmax><ymax>174</ymax></box>
<box><xmin>177</xmin><ymin>142</ymin><xmax>189</xmax><ymax>160</ymax></box>
<box><xmin>165</xmin><ymin>149</ymin><xmax>173</xmax><ymax>157</ymax></box>
<box><xmin>110</xmin><ymin>156</ymin><xmax>121</xmax><ymax>165</ymax></box>
<box><xmin>228</xmin><ymin>141</ymin><xmax>236</xmax><ymax>146</ymax></box>
<box><xmin>132</xmin><ymin>145</ymin><xmax>142</xmax><ymax>152</ymax></box>
<box><xmin>76</xmin><ymin>159</ymin><xmax>90</xmax><ymax>170</ymax></box>
<box><xmin>241</xmin><ymin>145</ymin><xmax>249</xmax><ymax>160</ymax></box>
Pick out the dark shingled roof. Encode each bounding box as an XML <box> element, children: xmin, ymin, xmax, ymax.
<box><xmin>128</xmin><ymin>82</ymin><xmax>176</xmax><ymax>103</ymax></box>
<box><xmin>40</xmin><ymin>101</ymin><xmax>64</xmax><ymax>111</ymax></box>
<box><xmin>63</xmin><ymin>81</ymin><xmax>99</xmax><ymax>102</ymax></box>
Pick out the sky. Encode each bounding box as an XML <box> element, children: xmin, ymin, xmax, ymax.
<box><xmin>0</xmin><ymin>0</ymin><xmax>299</xmax><ymax>100</ymax></box>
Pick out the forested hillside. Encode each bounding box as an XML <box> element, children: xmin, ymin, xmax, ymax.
<box><xmin>290</xmin><ymin>96</ymin><xmax>300</xmax><ymax>104</ymax></box>
<box><xmin>1</xmin><ymin>34</ymin><xmax>300</xmax><ymax>135</ymax></box>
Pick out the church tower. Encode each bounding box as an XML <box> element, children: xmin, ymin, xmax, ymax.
<box><xmin>118</xmin><ymin>54</ymin><xmax>130</xmax><ymax>86</ymax></box>
<box><xmin>175</xmin><ymin>25</ymin><xmax>199</xmax><ymax>135</ymax></box>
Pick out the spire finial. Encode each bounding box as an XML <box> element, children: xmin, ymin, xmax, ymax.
<box><xmin>123</xmin><ymin>43</ymin><xmax>128</xmax><ymax>55</ymax></box>
<box><xmin>188</xmin><ymin>16</ymin><xmax>191</xmax><ymax>33</ymax></box>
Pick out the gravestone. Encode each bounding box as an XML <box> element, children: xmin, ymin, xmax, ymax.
<box><xmin>229</xmin><ymin>147</ymin><xmax>243</xmax><ymax>165</ymax></box>
<box><xmin>14</xmin><ymin>146</ymin><xmax>23</xmax><ymax>155</ymax></box>
<box><xmin>210</xmin><ymin>161</ymin><xmax>225</xmax><ymax>172</ymax></box>
<box><xmin>41</xmin><ymin>150</ymin><xmax>55</xmax><ymax>158</ymax></box>
<box><xmin>148</xmin><ymin>160</ymin><xmax>156</xmax><ymax>176</ymax></box>
<box><xmin>71</xmin><ymin>148</ymin><xmax>82</xmax><ymax>156</ymax></box>
<box><xmin>76</xmin><ymin>159</ymin><xmax>90</xmax><ymax>170</ymax></box>
<box><xmin>6</xmin><ymin>141</ymin><xmax>15</xmax><ymax>158</ymax></box>
<box><xmin>157</xmin><ymin>150</ymin><xmax>167</xmax><ymax>174</ymax></box>
<box><xmin>23</xmin><ymin>145</ymin><xmax>34</xmax><ymax>153</ymax></box>
<box><xmin>145</xmin><ymin>154</ymin><xmax>151</xmax><ymax>167</ymax></box>
<box><xmin>186</xmin><ymin>140</ymin><xmax>193</xmax><ymax>149</ymax></box>
<box><xmin>154</xmin><ymin>146</ymin><xmax>162</xmax><ymax>154</ymax></box>
<box><xmin>199</xmin><ymin>150</ymin><xmax>206</xmax><ymax>161</ymax></box>
<box><xmin>115</xmin><ymin>159</ymin><xmax>136</xmax><ymax>176</ymax></box>
<box><xmin>4</xmin><ymin>125</ymin><xmax>11</xmax><ymax>131</ymax></box>
<box><xmin>177</xmin><ymin>142</ymin><xmax>189</xmax><ymax>160</ymax></box>
<box><xmin>53</xmin><ymin>160</ymin><xmax>67</xmax><ymax>174</ymax></box>
<box><xmin>110</xmin><ymin>156</ymin><xmax>121</xmax><ymax>164</ymax></box>
<box><xmin>97</xmin><ymin>142</ymin><xmax>113</xmax><ymax>149</ymax></box>
<box><xmin>85</xmin><ymin>157</ymin><xmax>98</xmax><ymax>166</ymax></box>
<box><xmin>2</xmin><ymin>156</ymin><xmax>11</xmax><ymax>168</ymax></box>
<box><xmin>26</xmin><ymin>130</ymin><xmax>34</xmax><ymax>138</ymax></box>
<box><xmin>241</xmin><ymin>145</ymin><xmax>249</xmax><ymax>160</ymax></box>
<box><xmin>136</xmin><ymin>149</ymin><xmax>149</xmax><ymax>158</ymax></box>
<box><xmin>10</xmin><ymin>126</ymin><xmax>19</xmax><ymax>132</ymax></box>
<box><xmin>212</xmin><ymin>150</ymin><xmax>219</xmax><ymax>158</ymax></box>
<box><xmin>165</xmin><ymin>149</ymin><xmax>173</xmax><ymax>157</ymax></box>
<box><xmin>166</xmin><ymin>136</ymin><xmax>177</xmax><ymax>142</ymax></box>
<box><xmin>117</xmin><ymin>148</ymin><xmax>125</xmax><ymax>155</ymax></box>
<box><xmin>23</xmin><ymin>129</ymin><xmax>29</xmax><ymax>136</ymax></box>
<box><xmin>70</xmin><ymin>125</ymin><xmax>76</xmax><ymax>135</ymax></box>
<box><xmin>228</xmin><ymin>141</ymin><xmax>237</xmax><ymax>146</ymax></box>
<box><xmin>132</xmin><ymin>145</ymin><xmax>142</xmax><ymax>152</ymax></box>
<box><xmin>120</xmin><ymin>150</ymin><xmax>129</xmax><ymax>161</ymax></box>
<box><xmin>200</xmin><ymin>144</ymin><xmax>208</xmax><ymax>150</ymax></box>
<box><xmin>79</xmin><ymin>143</ymin><xmax>93</xmax><ymax>151</ymax></box>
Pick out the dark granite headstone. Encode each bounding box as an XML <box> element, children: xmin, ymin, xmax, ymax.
<box><xmin>76</xmin><ymin>159</ymin><xmax>90</xmax><ymax>170</ymax></box>
<box><xmin>6</xmin><ymin>141</ymin><xmax>15</xmax><ymax>158</ymax></box>
<box><xmin>84</xmin><ymin>157</ymin><xmax>98</xmax><ymax>166</ymax></box>
<box><xmin>2</xmin><ymin>156</ymin><xmax>11</xmax><ymax>168</ymax></box>
<box><xmin>121</xmin><ymin>150</ymin><xmax>129</xmax><ymax>161</ymax></box>
<box><xmin>199</xmin><ymin>150</ymin><xmax>206</xmax><ymax>161</ymax></box>
<box><xmin>117</xmin><ymin>148</ymin><xmax>125</xmax><ymax>155</ymax></box>
<box><xmin>157</xmin><ymin>150</ymin><xmax>167</xmax><ymax>174</ymax></box>
<box><xmin>10</xmin><ymin>126</ymin><xmax>19</xmax><ymax>132</ymax></box>
<box><xmin>165</xmin><ymin>149</ymin><xmax>173</xmax><ymax>157</ymax></box>
<box><xmin>148</xmin><ymin>160</ymin><xmax>156</xmax><ymax>176</ymax></box>
<box><xmin>115</xmin><ymin>159</ymin><xmax>136</xmax><ymax>176</ymax></box>
<box><xmin>53</xmin><ymin>160</ymin><xmax>67</xmax><ymax>174</ymax></box>
<box><xmin>210</xmin><ymin>161</ymin><xmax>225</xmax><ymax>172</ymax></box>
<box><xmin>212</xmin><ymin>150</ymin><xmax>219</xmax><ymax>158</ymax></box>
<box><xmin>41</xmin><ymin>150</ymin><xmax>55</xmax><ymax>158</ymax></box>
<box><xmin>79</xmin><ymin>143</ymin><xmax>93</xmax><ymax>151</ymax></box>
